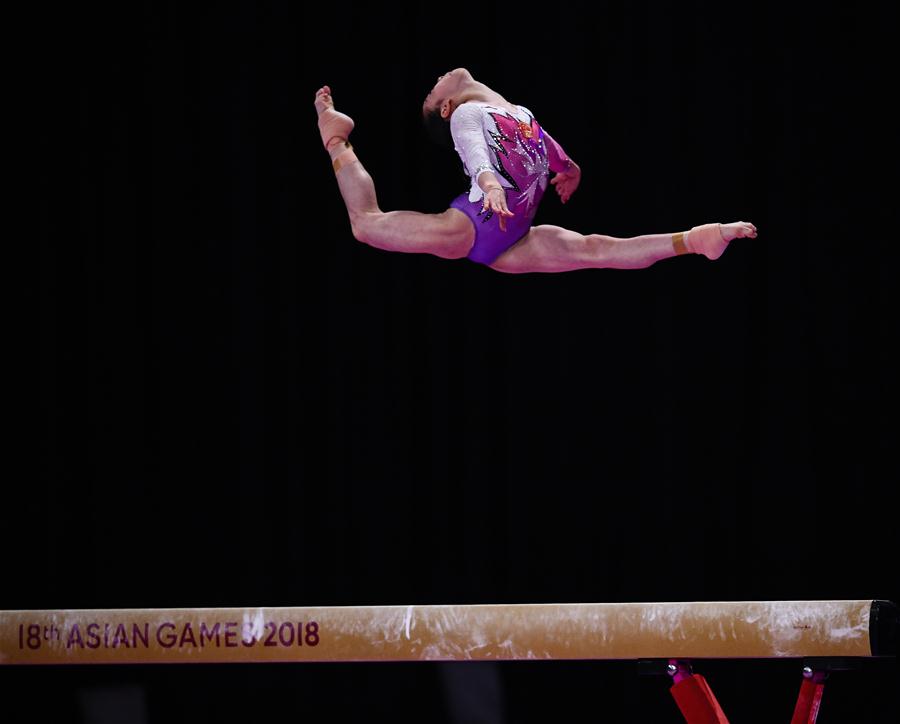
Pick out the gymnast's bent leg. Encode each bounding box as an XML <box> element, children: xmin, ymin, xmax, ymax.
<box><xmin>315</xmin><ymin>86</ymin><xmax>475</xmax><ymax>260</ymax></box>
<box><xmin>487</xmin><ymin>222</ymin><xmax>758</xmax><ymax>273</ymax></box>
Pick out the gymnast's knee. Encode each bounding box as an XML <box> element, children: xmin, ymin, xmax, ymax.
<box><xmin>350</xmin><ymin>211</ymin><xmax>379</xmax><ymax>246</ymax></box>
<box><xmin>584</xmin><ymin>234</ymin><xmax>617</xmax><ymax>264</ymax></box>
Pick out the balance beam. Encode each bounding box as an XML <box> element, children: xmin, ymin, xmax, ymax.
<box><xmin>1</xmin><ymin>599</ymin><xmax>896</xmax><ymax>665</ymax></box>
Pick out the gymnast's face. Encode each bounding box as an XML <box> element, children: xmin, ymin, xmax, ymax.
<box><xmin>424</xmin><ymin>67</ymin><xmax>472</xmax><ymax>120</ymax></box>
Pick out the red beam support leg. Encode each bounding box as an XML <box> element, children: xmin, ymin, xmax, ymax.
<box><xmin>790</xmin><ymin>667</ymin><xmax>827</xmax><ymax>724</ymax></box>
<box><xmin>668</xmin><ymin>659</ymin><xmax>730</xmax><ymax>724</ymax></box>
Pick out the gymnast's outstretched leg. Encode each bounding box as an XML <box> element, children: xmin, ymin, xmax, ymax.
<box><xmin>488</xmin><ymin>222</ymin><xmax>758</xmax><ymax>273</ymax></box>
<box><xmin>315</xmin><ymin>86</ymin><xmax>474</xmax><ymax>259</ymax></box>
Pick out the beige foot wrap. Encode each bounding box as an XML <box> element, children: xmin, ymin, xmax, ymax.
<box><xmin>686</xmin><ymin>223</ymin><xmax>728</xmax><ymax>260</ymax></box>
<box><xmin>332</xmin><ymin>143</ymin><xmax>358</xmax><ymax>173</ymax></box>
<box><xmin>318</xmin><ymin>107</ymin><xmax>355</xmax><ymax>150</ymax></box>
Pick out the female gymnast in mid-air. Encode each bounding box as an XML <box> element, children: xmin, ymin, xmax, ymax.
<box><xmin>314</xmin><ymin>67</ymin><xmax>757</xmax><ymax>272</ymax></box>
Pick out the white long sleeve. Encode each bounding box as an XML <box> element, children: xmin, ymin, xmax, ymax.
<box><xmin>450</xmin><ymin>103</ymin><xmax>497</xmax><ymax>188</ymax></box>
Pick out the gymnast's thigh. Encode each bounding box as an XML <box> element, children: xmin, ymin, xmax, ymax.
<box><xmin>488</xmin><ymin>224</ymin><xmax>588</xmax><ymax>273</ymax></box>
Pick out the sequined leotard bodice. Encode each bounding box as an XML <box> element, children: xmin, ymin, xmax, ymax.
<box><xmin>448</xmin><ymin>101</ymin><xmax>573</xmax><ymax>265</ymax></box>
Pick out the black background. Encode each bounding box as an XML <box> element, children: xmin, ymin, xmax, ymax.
<box><xmin>15</xmin><ymin>1</ymin><xmax>897</xmax><ymax>722</ymax></box>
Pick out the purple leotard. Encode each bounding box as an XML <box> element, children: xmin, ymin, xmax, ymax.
<box><xmin>448</xmin><ymin>101</ymin><xmax>572</xmax><ymax>265</ymax></box>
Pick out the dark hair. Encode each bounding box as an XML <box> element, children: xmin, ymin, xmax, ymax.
<box><xmin>423</xmin><ymin>107</ymin><xmax>454</xmax><ymax>150</ymax></box>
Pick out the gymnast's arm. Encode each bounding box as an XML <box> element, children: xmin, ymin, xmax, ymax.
<box><xmin>449</xmin><ymin>103</ymin><xmax>512</xmax><ymax>217</ymax></box>
<box><xmin>543</xmin><ymin>128</ymin><xmax>581</xmax><ymax>204</ymax></box>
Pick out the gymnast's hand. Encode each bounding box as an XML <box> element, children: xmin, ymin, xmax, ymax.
<box><xmin>551</xmin><ymin>161</ymin><xmax>581</xmax><ymax>204</ymax></box>
<box><xmin>482</xmin><ymin>186</ymin><xmax>515</xmax><ymax>232</ymax></box>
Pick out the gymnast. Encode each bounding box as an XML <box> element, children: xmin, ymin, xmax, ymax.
<box><xmin>314</xmin><ymin>67</ymin><xmax>757</xmax><ymax>272</ymax></box>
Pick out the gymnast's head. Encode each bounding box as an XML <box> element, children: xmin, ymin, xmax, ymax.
<box><xmin>422</xmin><ymin>67</ymin><xmax>474</xmax><ymax>148</ymax></box>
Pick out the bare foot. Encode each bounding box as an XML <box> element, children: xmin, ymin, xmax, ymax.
<box><xmin>315</xmin><ymin>86</ymin><xmax>355</xmax><ymax>160</ymax></box>
<box><xmin>686</xmin><ymin>221</ymin><xmax>758</xmax><ymax>260</ymax></box>
<box><xmin>719</xmin><ymin>221</ymin><xmax>758</xmax><ymax>243</ymax></box>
